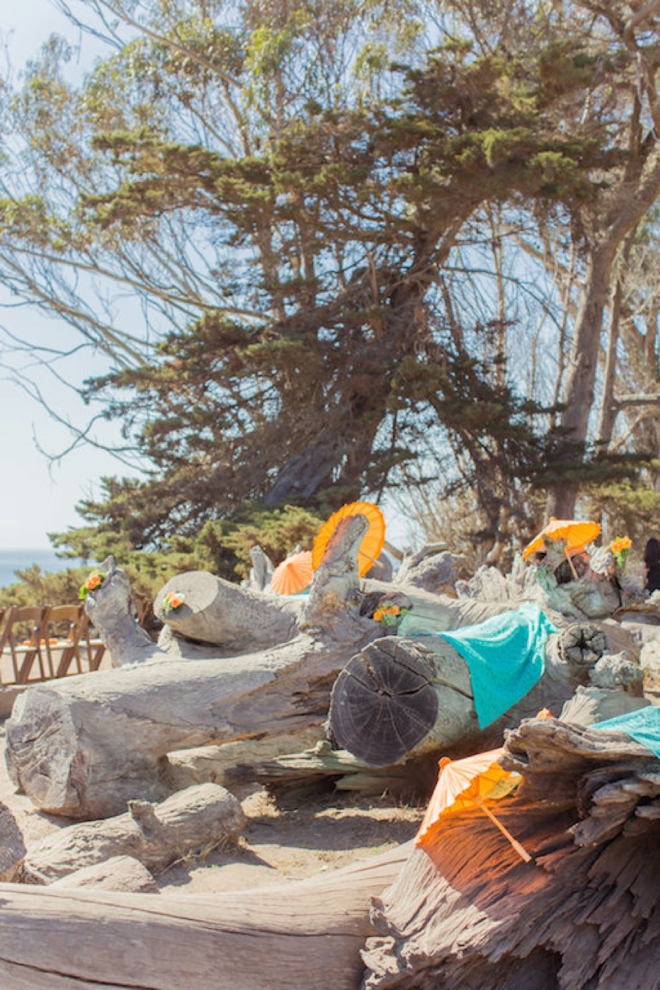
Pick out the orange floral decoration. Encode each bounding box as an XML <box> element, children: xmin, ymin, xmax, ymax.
<box><xmin>162</xmin><ymin>591</ymin><xmax>186</xmax><ymax>614</ymax></box>
<box><xmin>373</xmin><ymin>603</ymin><xmax>407</xmax><ymax>626</ymax></box>
<box><xmin>79</xmin><ymin>571</ymin><xmax>106</xmax><ymax>600</ymax></box>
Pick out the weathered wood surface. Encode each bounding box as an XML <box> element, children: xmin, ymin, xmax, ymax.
<box><xmin>0</xmin><ymin>802</ymin><xmax>25</xmax><ymax>882</ymax></box>
<box><xmin>4</xmin><ymin>518</ymin><xmax>383</xmax><ymax>818</ymax></box>
<box><xmin>459</xmin><ymin>554</ymin><xmax>630</xmax><ymax>622</ymax></box>
<box><xmin>6</xmin><ymin>509</ymin><xmax>647</xmax><ymax>818</ymax></box>
<box><xmin>164</xmin><ymin>726</ymin><xmax>325</xmax><ymax>791</ymax></box>
<box><xmin>154</xmin><ymin>568</ymin><xmax>300</xmax><ymax>651</ymax></box>
<box><xmin>23</xmin><ymin>783</ymin><xmax>246</xmax><ymax>883</ymax></box>
<box><xmin>327</xmin><ymin>622</ymin><xmax>644</xmax><ymax>767</ymax></box>
<box><xmin>558</xmin><ymin>683</ymin><xmax>649</xmax><ymax>727</ymax></box>
<box><xmin>49</xmin><ymin>855</ymin><xmax>160</xmax><ymax>893</ymax></box>
<box><xmin>227</xmin><ymin>739</ymin><xmax>439</xmax><ymax>799</ymax></box>
<box><xmin>0</xmin><ymin>841</ymin><xmax>413</xmax><ymax>990</ymax></box>
<box><xmin>362</xmin><ymin>715</ymin><xmax>660</xmax><ymax>990</ymax></box>
<box><xmin>392</xmin><ymin>546</ymin><xmax>466</xmax><ymax>596</ymax></box>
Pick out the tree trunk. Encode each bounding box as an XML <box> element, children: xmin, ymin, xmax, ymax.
<box><xmin>153</xmin><ymin>570</ymin><xmax>300</xmax><ymax>650</ymax></box>
<box><xmin>548</xmin><ymin>137</ymin><xmax>660</xmax><ymax>519</ymax></box>
<box><xmin>0</xmin><ymin>842</ymin><xmax>412</xmax><ymax>990</ymax></box>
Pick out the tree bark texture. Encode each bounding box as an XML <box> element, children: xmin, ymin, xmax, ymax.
<box><xmin>0</xmin><ymin>802</ymin><xmax>25</xmax><ymax>883</ymax></box>
<box><xmin>49</xmin><ymin>855</ymin><xmax>160</xmax><ymax>893</ymax></box>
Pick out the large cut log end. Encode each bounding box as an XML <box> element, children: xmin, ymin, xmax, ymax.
<box><xmin>154</xmin><ymin>570</ymin><xmax>298</xmax><ymax>649</ymax></box>
<box><xmin>329</xmin><ymin>637</ymin><xmax>439</xmax><ymax>767</ymax></box>
<box><xmin>5</xmin><ymin>687</ymin><xmax>83</xmax><ymax>816</ymax></box>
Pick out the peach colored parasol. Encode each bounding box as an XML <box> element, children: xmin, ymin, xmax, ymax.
<box><xmin>415</xmin><ymin>748</ymin><xmax>531</xmax><ymax>863</ymax></box>
<box><xmin>270</xmin><ymin>550</ymin><xmax>314</xmax><ymax>595</ymax></box>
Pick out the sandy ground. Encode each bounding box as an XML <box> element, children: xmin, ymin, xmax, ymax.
<box><xmin>0</xmin><ymin>717</ymin><xmax>425</xmax><ymax>893</ymax></box>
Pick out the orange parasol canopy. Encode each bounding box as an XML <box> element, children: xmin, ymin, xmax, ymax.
<box><xmin>312</xmin><ymin>500</ymin><xmax>386</xmax><ymax>578</ymax></box>
<box><xmin>522</xmin><ymin>517</ymin><xmax>601</xmax><ymax>561</ymax></box>
<box><xmin>270</xmin><ymin>550</ymin><xmax>314</xmax><ymax>595</ymax></box>
<box><xmin>415</xmin><ymin>748</ymin><xmax>531</xmax><ymax>862</ymax></box>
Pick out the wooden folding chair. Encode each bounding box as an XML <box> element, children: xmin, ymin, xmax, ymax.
<box><xmin>43</xmin><ymin>604</ymin><xmax>87</xmax><ymax>678</ymax></box>
<box><xmin>0</xmin><ymin>605</ymin><xmax>51</xmax><ymax>683</ymax></box>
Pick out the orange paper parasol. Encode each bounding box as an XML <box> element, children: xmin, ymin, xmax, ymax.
<box><xmin>522</xmin><ymin>517</ymin><xmax>600</xmax><ymax>561</ymax></box>
<box><xmin>312</xmin><ymin>500</ymin><xmax>386</xmax><ymax>578</ymax></box>
<box><xmin>270</xmin><ymin>550</ymin><xmax>314</xmax><ymax>595</ymax></box>
<box><xmin>416</xmin><ymin>748</ymin><xmax>531</xmax><ymax>862</ymax></box>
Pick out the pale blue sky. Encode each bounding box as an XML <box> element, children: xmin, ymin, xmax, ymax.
<box><xmin>0</xmin><ymin>0</ymin><xmax>135</xmax><ymax>550</ymax></box>
<box><xmin>0</xmin><ymin>1</ymin><xmax>414</xmax><ymax>553</ymax></box>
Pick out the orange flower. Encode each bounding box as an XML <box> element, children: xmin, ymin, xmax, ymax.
<box><xmin>373</xmin><ymin>608</ymin><xmax>384</xmax><ymax>622</ymax></box>
<box><xmin>163</xmin><ymin>591</ymin><xmax>186</xmax><ymax>613</ymax></box>
<box><xmin>610</xmin><ymin>536</ymin><xmax>632</xmax><ymax>554</ymax></box>
<box><xmin>79</xmin><ymin>570</ymin><xmax>107</xmax><ymax>600</ymax></box>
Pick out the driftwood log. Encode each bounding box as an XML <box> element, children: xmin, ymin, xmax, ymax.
<box><xmin>6</xmin><ymin>513</ymin><xmax>644</xmax><ymax>817</ymax></box>
<box><xmin>362</xmin><ymin>715</ymin><xmax>660</xmax><ymax>990</ymax></box>
<box><xmin>23</xmin><ymin>783</ymin><xmax>246</xmax><ymax>883</ymax></box>
<box><xmin>4</xmin><ymin>517</ymin><xmax>384</xmax><ymax>818</ymax></box>
<box><xmin>327</xmin><ymin>621</ymin><xmax>646</xmax><ymax>767</ymax></box>
<box><xmin>49</xmin><ymin>855</ymin><xmax>160</xmax><ymax>893</ymax></box>
<box><xmin>153</xmin><ymin>568</ymin><xmax>301</xmax><ymax>653</ymax></box>
<box><xmin>0</xmin><ymin>841</ymin><xmax>412</xmax><ymax>990</ymax></box>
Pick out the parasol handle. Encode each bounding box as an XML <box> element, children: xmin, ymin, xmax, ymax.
<box><xmin>564</xmin><ymin>549</ymin><xmax>579</xmax><ymax>581</ymax></box>
<box><xmin>475</xmin><ymin>797</ymin><xmax>533</xmax><ymax>863</ymax></box>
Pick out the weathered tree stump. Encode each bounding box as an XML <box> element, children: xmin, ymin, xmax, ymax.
<box><xmin>394</xmin><ymin>545</ymin><xmax>466</xmax><ymax>596</ymax></box>
<box><xmin>154</xmin><ymin>569</ymin><xmax>300</xmax><ymax>651</ymax></box>
<box><xmin>0</xmin><ymin>841</ymin><xmax>412</xmax><ymax>990</ymax></box>
<box><xmin>556</xmin><ymin>621</ymin><xmax>608</xmax><ymax>666</ymax></box>
<box><xmin>23</xmin><ymin>783</ymin><xmax>246</xmax><ymax>883</ymax></box>
<box><xmin>362</xmin><ymin>716</ymin><xmax>660</xmax><ymax>990</ymax></box>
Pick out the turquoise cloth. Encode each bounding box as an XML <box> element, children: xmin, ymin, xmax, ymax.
<box><xmin>592</xmin><ymin>706</ymin><xmax>660</xmax><ymax>759</ymax></box>
<box><xmin>415</xmin><ymin>602</ymin><xmax>558</xmax><ymax>729</ymax></box>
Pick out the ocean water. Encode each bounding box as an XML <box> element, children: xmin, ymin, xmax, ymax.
<box><xmin>0</xmin><ymin>549</ymin><xmax>86</xmax><ymax>590</ymax></box>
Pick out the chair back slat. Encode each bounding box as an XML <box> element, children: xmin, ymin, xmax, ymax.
<box><xmin>0</xmin><ymin>603</ymin><xmax>107</xmax><ymax>686</ymax></box>
<box><xmin>0</xmin><ymin>606</ymin><xmax>51</xmax><ymax>683</ymax></box>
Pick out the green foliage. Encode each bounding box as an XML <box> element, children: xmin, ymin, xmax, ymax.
<box><xmin>0</xmin><ymin>566</ymin><xmax>90</xmax><ymax>609</ymax></box>
<box><xmin>586</xmin><ymin>478</ymin><xmax>660</xmax><ymax>552</ymax></box>
<box><xmin>51</xmin><ymin>496</ymin><xmax>325</xmax><ymax>585</ymax></box>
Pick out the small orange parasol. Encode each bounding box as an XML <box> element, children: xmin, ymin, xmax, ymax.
<box><xmin>270</xmin><ymin>550</ymin><xmax>314</xmax><ymax>595</ymax></box>
<box><xmin>523</xmin><ymin>517</ymin><xmax>600</xmax><ymax>561</ymax></box>
<box><xmin>312</xmin><ymin>500</ymin><xmax>386</xmax><ymax>578</ymax></box>
<box><xmin>523</xmin><ymin>516</ymin><xmax>600</xmax><ymax>579</ymax></box>
<box><xmin>415</xmin><ymin>748</ymin><xmax>531</xmax><ymax>863</ymax></box>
